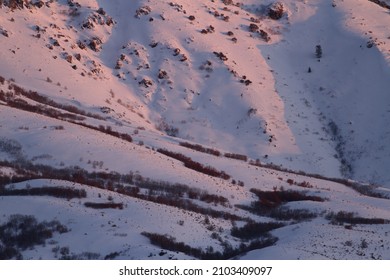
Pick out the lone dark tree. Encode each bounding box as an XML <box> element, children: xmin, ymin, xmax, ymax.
<box><xmin>315</xmin><ymin>45</ymin><xmax>322</xmax><ymax>59</ymax></box>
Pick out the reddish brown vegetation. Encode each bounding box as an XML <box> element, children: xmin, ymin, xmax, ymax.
<box><xmin>157</xmin><ymin>148</ymin><xmax>231</xmax><ymax>180</ymax></box>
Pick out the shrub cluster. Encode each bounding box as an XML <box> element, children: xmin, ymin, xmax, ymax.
<box><xmin>0</xmin><ymin>186</ymin><xmax>87</xmax><ymax>199</ymax></box>
<box><xmin>179</xmin><ymin>142</ymin><xmax>221</xmax><ymax>156</ymax></box>
<box><xmin>267</xmin><ymin>207</ymin><xmax>318</xmax><ymax>221</ymax></box>
<box><xmin>0</xmin><ymin>137</ymin><xmax>23</xmax><ymax>158</ymax></box>
<box><xmin>104</xmin><ymin>251</ymin><xmax>120</xmax><ymax>260</ymax></box>
<box><xmin>231</xmin><ymin>221</ymin><xmax>284</xmax><ymax>240</ymax></box>
<box><xmin>142</xmin><ymin>232</ymin><xmax>278</xmax><ymax>260</ymax></box>
<box><xmin>0</xmin><ymin>160</ymin><xmax>119</xmax><ymax>191</ymax></box>
<box><xmin>56</xmin><ymin>121</ymin><xmax>133</xmax><ymax>143</ymax></box>
<box><xmin>222</xmin><ymin>0</ymin><xmax>234</xmax><ymax>5</ymax></box>
<box><xmin>157</xmin><ymin>149</ymin><xmax>230</xmax><ymax>180</ymax></box>
<box><xmin>129</xmin><ymin>190</ymin><xmax>241</xmax><ymax>221</ymax></box>
<box><xmin>94</xmin><ymin>125</ymin><xmax>133</xmax><ymax>143</ymax></box>
<box><xmin>84</xmin><ymin>202</ymin><xmax>123</xmax><ymax>210</ymax></box>
<box><xmin>135</xmin><ymin>5</ymin><xmax>151</xmax><ymax>18</ymax></box>
<box><xmin>286</xmin><ymin>179</ymin><xmax>314</xmax><ymax>188</ymax></box>
<box><xmin>268</xmin><ymin>2</ymin><xmax>285</xmax><ymax>20</ymax></box>
<box><xmin>224</xmin><ymin>153</ymin><xmax>247</xmax><ymax>161</ymax></box>
<box><xmin>1</xmin><ymin>0</ymin><xmax>25</xmax><ymax>10</ymax></box>
<box><xmin>326</xmin><ymin>211</ymin><xmax>389</xmax><ymax>225</ymax></box>
<box><xmin>1</xmin><ymin>93</ymin><xmax>85</xmax><ymax>122</ymax></box>
<box><xmin>248</xmin><ymin>159</ymin><xmax>387</xmax><ymax>199</ymax></box>
<box><xmin>0</xmin><ymin>215</ymin><xmax>69</xmax><ymax>259</ymax></box>
<box><xmin>53</xmin><ymin>246</ymin><xmax>101</xmax><ymax>260</ymax></box>
<box><xmin>1</xmin><ymin>81</ymin><xmax>133</xmax><ymax>144</ymax></box>
<box><xmin>60</xmin><ymin>251</ymin><xmax>101</xmax><ymax>260</ymax></box>
<box><xmin>250</xmin><ymin>189</ymin><xmax>325</xmax><ymax>208</ymax></box>
<box><xmin>0</xmin><ymin>160</ymin><xmax>238</xmax><ymax>222</ymax></box>
<box><xmin>237</xmin><ymin>204</ymin><xmax>318</xmax><ymax>221</ymax></box>
<box><xmin>133</xmin><ymin>177</ymin><xmax>229</xmax><ymax>206</ymax></box>
<box><xmin>156</xmin><ymin>120</ymin><xmax>179</xmax><ymax>137</ymax></box>
<box><xmin>156</xmin><ymin>148</ymin><xmax>191</xmax><ymax>162</ymax></box>
<box><xmin>214</xmin><ymin>51</ymin><xmax>228</xmax><ymax>61</ymax></box>
<box><xmin>234</xmin><ymin>188</ymin><xmax>323</xmax><ymax>221</ymax></box>
<box><xmin>8</xmin><ymin>83</ymin><xmax>105</xmax><ymax>120</ymax></box>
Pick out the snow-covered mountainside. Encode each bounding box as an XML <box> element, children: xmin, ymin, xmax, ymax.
<box><xmin>1</xmin><ymin>0</ymin><xmax>390</xmax><ymax>260</ymax></box>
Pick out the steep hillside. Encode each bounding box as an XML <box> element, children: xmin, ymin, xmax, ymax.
<box><xmin>262</xmin><ymin>0</ymin><xmax>390</xmax><ymax>184</ymax></box>
<box><xmin>1</xmin><ymin>0</ymin><xmax>390</xmax><ymax>260</ymax></box>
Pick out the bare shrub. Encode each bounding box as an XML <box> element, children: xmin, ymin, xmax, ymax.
<box><xmin>6</xmin><ymin>82</ymin><xmax>105</xmax><ymax>120</ymax></box>
<box><xmin>250</xmin><ymin>188</ymin><xmax>325</xmax><ymax>208</ymax></box>
<box><xmin>84</xmin><ymin>202</ymin><xmax>123</xmax><ymax>210</ymax></box>
<box><xmin>179</xmin><ymin>142</ymin><xmax>221</xmax><ymax>156</ymax></box>
<box><xmin>214</xmin><ymin>51</ymin><xmax>228</xmax><ymax>61</ymax></box>
<box><xmin>142</xmin><ymin>232</ymin><xmax>278</xmax><ymax>260</ymax></box>
<box><xmin>238</xmin><ymin>204</ymin><xmax>318</xmax><ymax>221</ymax></box>
<box><xmin>222</xmin><ymin>0</ymin><xmax>234</xmax><ymax>5</ymax></box>
<box><xmin>0</xmin><ymin>137</ymin><xmax>23</xmax><ymax>158</ymax></box>
<box><xmin>268</xmin><ymin>2</ymin><xmax>285</xmax><ymax>20</ymax></box>
<box><xmin>260</xmin><ymin>29</ymin><xmax>271</xmax><ymax>42</ymax></box>
<box><xmin>88</xmin><ymin>37</ymin><xmax>103</xmax><ymax>52</ymax></box>
<box><xmin>0</xmin><ymin>215</ymin><xmax>69</xmax><ymax>259</ymax></box>
<box><xmin>326</xmin><ymin>211</ymin><xmax>389</xmax><ymax>225</ymax></box>
<box><xmin>0</xmin><ymin>186</ymin><xmax>86</xmax><ymax>199</ymax></box>
<box><xmin>224</xmin><ymin>153</ymin><xmax>247</xmax><ymax>161</ymax></box>
<box><xmin>156</xmin><ymin>120</ymin><xmax>178</xmax><ymax>137</ymax></box>
<box><xmin>236</xmin><ymin>189</ymin><xmax>322</xmax><ymax>221</ymax></box>
<box><xmin>157</xmin><ymin>148</ymin><xmax>230</xmax><ymax>180</ymax></box>
<box><xmin>5</xmin><ymin>0</ymin><xmax>25</xmax><ymax>10</ymax></box>
<box><xmin>231</xmin><ymin>221</ymin><xmax>284</xmax><ymax>240</ymax></box>
<box><xmin>138</xmin><ymin>78</ymin><xmax>153</xmax><ymax>88</ymax></box>
<box><xmin>249</xmin><ymin>23</ymin><xmax>259</xmax><ymax>32</ymax></box>
<box><xmin>316</xmin><ymin>45</ymin><xmax>322</xmax><ymax>59</ymax></box>
<box><xmin>135</xmin><ymin>5</ymin><xmax>151</xmax><ymax>18</ymax></box>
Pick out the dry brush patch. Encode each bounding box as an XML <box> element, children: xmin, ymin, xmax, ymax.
<box><xmin>179</xmin><ymin>142</ymin><xmax>221</xmax><ymax>157</ymax></box>
<box><xmin>6</xmin><ymin>81</ymin><xmax>105</xmax><ymax>120</ymax></box>
<box><xmin>236</xmin><ymin>189</ymin><xmax>324</xmax><ymax>221</ymax></box>
<box><xmin>326</xmin><ymin>211</ymin><xmax>390</xmax><ymax>226</ymax></box>
<box><xmin>250</xmin><ymin>188</ymin><xmax>325</xmax><ymax>208</ymax></box>
<box><xmin>0</xmin><ymin>159</ymin><xmax>240</xmax><ymax>221</ymax></box>
<box><xmin>157</xmin><ymin>148</ymin><xmax>231</xmax><ymax>180</ymax></box>
<box><xmin>248</xmin><ymin>159</ymin><xmax>388</xmax><ymax>199</ymax></box>
<box><xmin>141</xmin><ymin>231</ymin><xmax>278</xmax><ymax>260</ymax></box>
<box><xmin>231</xmin><ymin>221</ymin><xmax>284</xmax><ymax>240</ymax></box>
<box><xmin>0</xmin><ymin>185</ymin><xmax>86</xmax><ymax>199</ymax></box>
<box><xmin>84</xmin><ymin>202</ymin><xmax>123</xmax><ymax>210</ymax></box>
<box><xmin>0</xmin><ymin>215</ymin><xmax>69</xmax><ymax>260</ymax></box>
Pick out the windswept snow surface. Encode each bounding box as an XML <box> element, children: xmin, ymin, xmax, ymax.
<box><xmin>1</xmin><ymin>0</ymin><xmax>390</xmax><ymax>260</ymax></box>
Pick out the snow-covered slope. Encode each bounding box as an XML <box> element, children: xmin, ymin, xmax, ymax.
<box><xmin>262</xmin><ymin>0</ymin><xmax>390</xmax><ymax>184</ymax></box>
<box><xmin>1</xmin><ymin>0</ymin><xmax>390</xmax><ymax>260</ymax></box>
